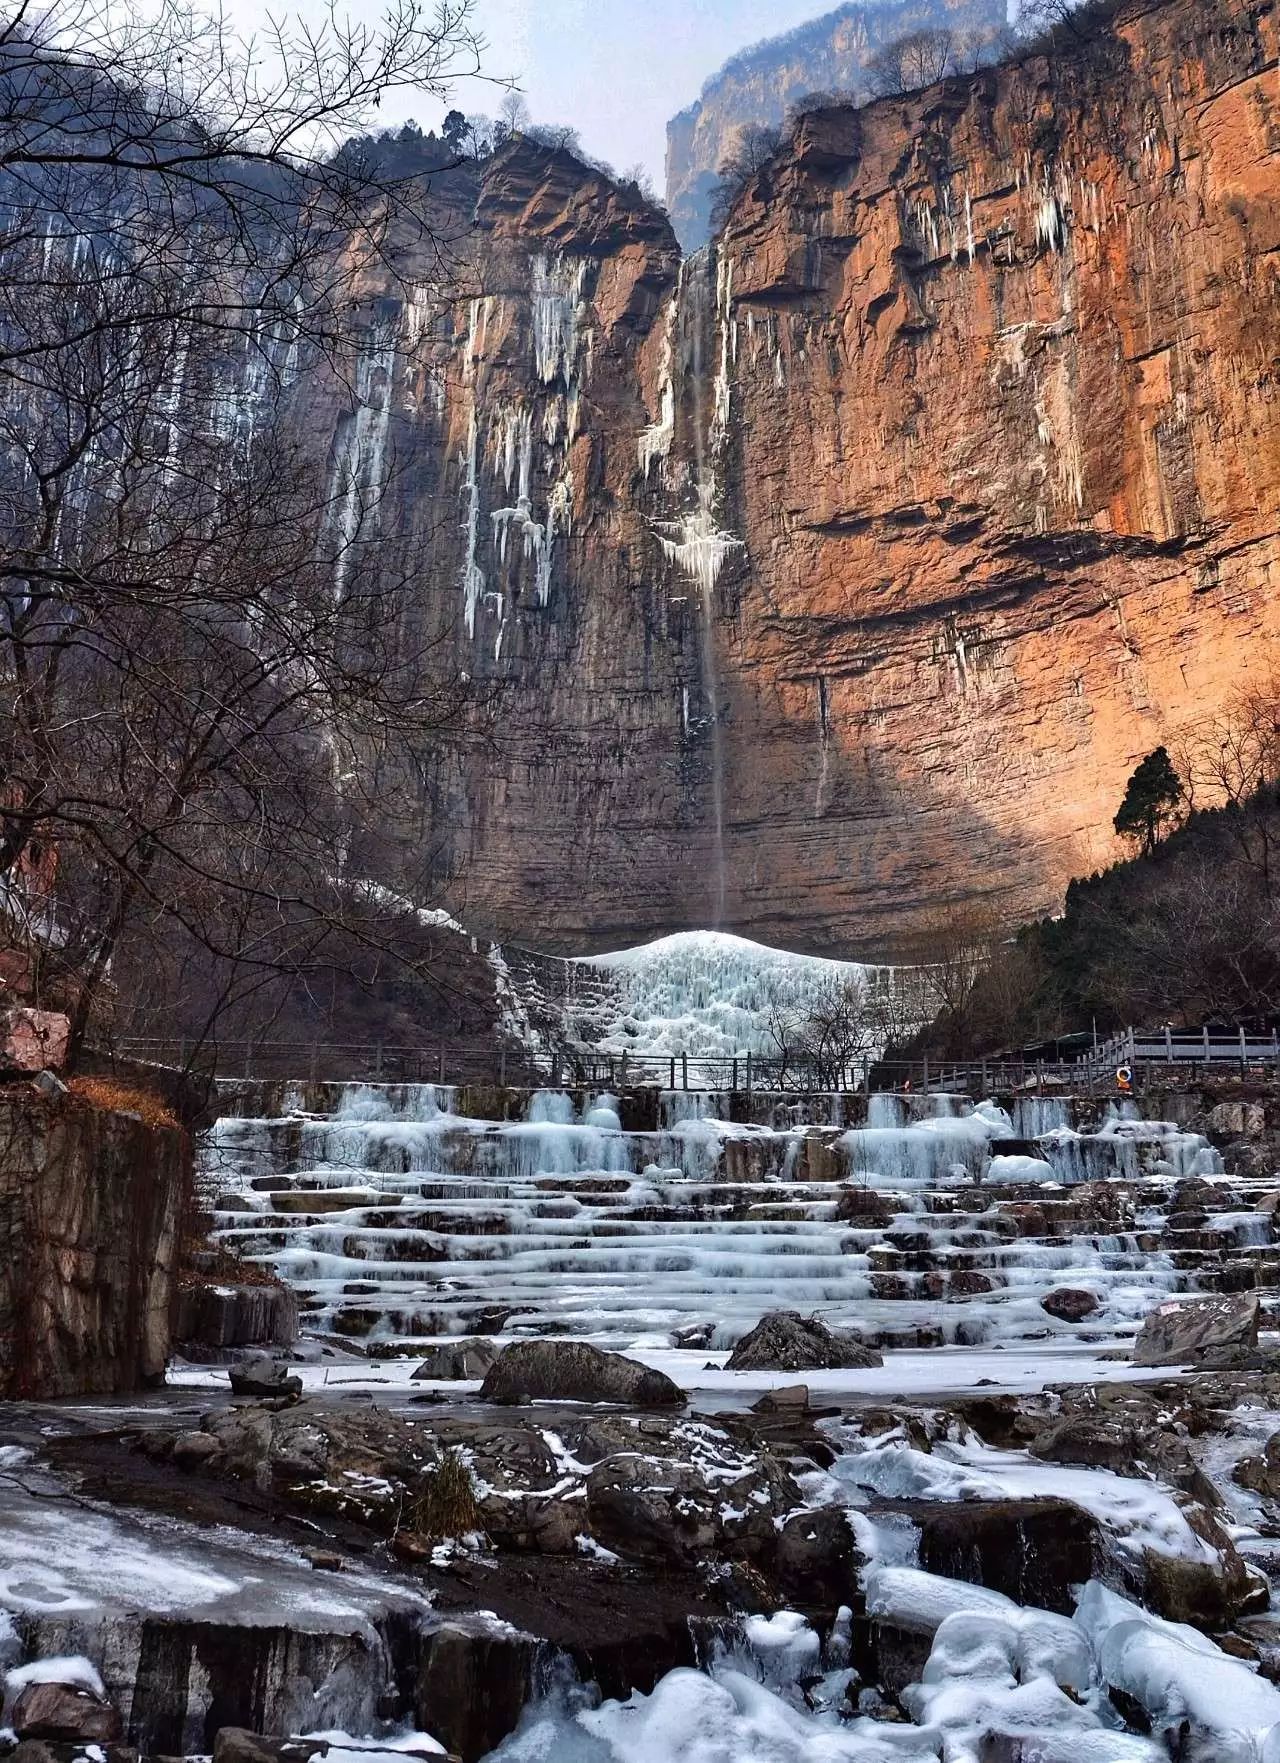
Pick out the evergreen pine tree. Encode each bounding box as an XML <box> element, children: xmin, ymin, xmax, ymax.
<box><xmin>1113</xmin><ymin>746</ymin><xmax>1184</xmax><ymax>855</ymax></box>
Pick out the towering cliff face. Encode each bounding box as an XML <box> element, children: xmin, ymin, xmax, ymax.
<box><xmin>215</xmin><ymin>0</ymin><xmax>1278</xmax><ymax>958</ymax></box>
<box><xmin>664</xmin><ymin>0</ymin><xmax>1007</xmax><ymax>250</ymax></box>
<box><xmin>707</xmin><ymin>0</ymin><xmax>1280</xmax><ymax>951</ymax></box>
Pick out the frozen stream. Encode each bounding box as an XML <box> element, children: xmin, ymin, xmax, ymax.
<box><xmin>203</xmin><ymin>1084</ymin><xmax>1236</xmax><ymax>1354</ymax></box>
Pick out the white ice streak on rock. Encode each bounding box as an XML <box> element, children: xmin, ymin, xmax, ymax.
<box><xmin>531</xmin><ymin>253</ymin><xmax>590</xmax><ymax>387</ymax></box>
<box><xmin>1077</xmin><ymin>1580</ymin><xmax>1280</xmax><ymax>1760</ymax></box>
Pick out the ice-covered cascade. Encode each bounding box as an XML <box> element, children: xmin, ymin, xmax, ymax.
<box><xmin>567</xmin><ymin>929</ymin><xmax>888</xmax><ymax>1060</ymax></box>
<box><xmin>486</xmin><ymin>399</ymin><xmax>573</xmax><ymax>619</ymax></box>
<box><xmin>457</xmin><ymin>261</ymin><xmax>584</xmax><ymax>648</ymax></box>
<box><xmin>637</xmin><ymin>290</ymin><xmax>677</xmax><ymax>476</ymax></box>
<box><xmin>654</xmin><ymin>482</ymin><xmax>743</xmax><ymax>600</ymax></box>
<box><xmin>204</xmin><ymin>1075</ymin><xmax>1242</xmax><ymax>1356</ymax></box>
<box><xmin>647</xmin><ymin>249</ymin><xmax>746</xmax><ymax>918</ymax></box>
<box><xmin>531</xmin><ymin>253</ymin><xmax>590</xmax><ymax>386</ymax></box>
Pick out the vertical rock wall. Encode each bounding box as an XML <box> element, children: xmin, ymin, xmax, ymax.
<box><xmin>708</xmin><ymin>0</ymin><xmax>1280</xmax><ymax>949</ymax></box>
<box><xmin>0</xmin><ymin>1088</ymin><xmax>188</xmax><ymax>1396</ymax></box>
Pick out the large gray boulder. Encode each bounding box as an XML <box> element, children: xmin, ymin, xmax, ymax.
<box><xmin>229</xmin><ymin>1354</ymin><xmax>303</xmax><ymax>1400</ymax></box>
<box><xmin>1132</xmin><ymin>1293</ymin><xmax>1258</xmax><ymax>1368</ymax></box>
<box><xmin>411</xmin><ymin>1338</ymin><xmax>497</xmax><ymax>1380</ymax></box>
<box><xmin>726</xmin><ymin>1310</ymin><xmax>882</xmax><ymax>1372</ymax></box>
<box><xmin>479</xmin><ymin>1340</ymin><xmax>685</xmax><ymax>1408</ymax></box>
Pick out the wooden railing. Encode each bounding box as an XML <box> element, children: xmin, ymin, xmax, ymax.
<box><xmin>1094</xmin><ymin>1026</ymin><xmax>1280</xmax><ymax>1070</ymax></box>
<box><xmin>113</xmin><ymin>1037</ymin><xmax>1130</xmax><ymax>1096</ymax></box>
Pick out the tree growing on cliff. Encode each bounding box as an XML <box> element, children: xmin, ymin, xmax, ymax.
<box><xmin>709</xmin><ymin>123</ymin><xmax>782</xmax><ymax>229</ymax></box>
<box><xmin>1113</xmin><ymin>748</ymin><xmax>1185</xmax><ymax>857</ymax></box>
<box><xmin>1173</xmin><ymin>678</ymin><xmax>1280</xmax><ymax>891</ymax></box>
<box><xmin>866</xmin><ymin>28</ymin><xmax>957</xmax><ymax>97</ymax></box>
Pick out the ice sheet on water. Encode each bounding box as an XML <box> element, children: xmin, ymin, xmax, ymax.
<box><xmin>0</xmin><ymin>1472</ymin><xmax>428</xmax><ymax>1637</ymax></box>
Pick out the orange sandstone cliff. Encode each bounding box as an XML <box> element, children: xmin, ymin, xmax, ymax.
<box><xmin>704</xmin><ymin>0</ymin><xmax>1279</xmax><ymax>951</ymax></box>
<box><xmin>280</xmin><ymin>0</ymin><xmax>1278</xmax><ymax>955</ymax></box>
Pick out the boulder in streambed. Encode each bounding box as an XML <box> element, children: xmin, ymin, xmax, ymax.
<box><xmin>410</xmin><ymin>1339</ymin><xmax>497</xmax><ymax>1381</ymax></box>
<box><xmin>8</xmin><ymin>1662</ymin><xmax>123</xmax><ymax>1745</ymax></box>
<box><xmin>479</xmin><ymin>1340</ymin><xmax>685</xmax><ymax>1408</ymax></box>
<box><xmin>1132</xmin><ymin>1292</ymin><xmax>1258</xmax><ymax>1369</ymax></box>
<box><xmin>228</xmin><ymin>1353</ymin><xmax>303</xmax><ymax>1401</ymax></box>
<box><xmin>726</xmin><ymin>1310</ymin><xmax>882</xmax><ymax>1372</ymax></box>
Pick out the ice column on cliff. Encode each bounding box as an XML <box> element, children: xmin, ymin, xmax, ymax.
<box><xmin>649</xmin><ymin>249</ymin><xmax>744</xmax><ymax>924</ymax></box>
<box><xmin>327</xmin><ymin>321</ymin><xmax>397</xmax><ymax>602</ymax></box>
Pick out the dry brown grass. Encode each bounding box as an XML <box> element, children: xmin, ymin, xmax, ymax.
<box><xmin>68</xmin><ymin>1075</ymin><xmax>181</xmax><ymax>1131</ymax></box>
<box><xmin>406</xmin><ymin>1452</ymin><xmax>482</xmax><ymax>1541</ymax></box>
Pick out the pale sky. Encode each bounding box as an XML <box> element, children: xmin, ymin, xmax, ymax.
<box><xmin>399</xmin><ymin>0</ymin><xmax>852</xmax><ymax>189</ymax></box>
<box><xmin>215</xmin><ymin>0</ymin><xmax>835</xmax><ymax>192</ymax></box>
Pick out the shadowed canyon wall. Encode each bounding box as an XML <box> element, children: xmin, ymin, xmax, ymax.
<box><xmin>0</xmin><ymin>1089</ymin><xmax>188</xmax><ymax>1396</ymax></box>
<box><xmin>265</xmin><ymin>0</ymin><xmax>1278</xmax><ymax>956</ymax></box>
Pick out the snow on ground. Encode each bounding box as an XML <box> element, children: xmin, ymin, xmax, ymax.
<box><xmin>568</xmin><ymin>929</ymin><xmax>893</xmax><ymax>1060</ymax></box>
<box><xmin>834</xmin><ymin>1432</ymin><xmax>1217</xmax><ymax>1562</ymax></box>
<box><xmin>168</xmin><ymin>1340</ymin><xmax>1182</xmax><ymax>1408</ymax></box>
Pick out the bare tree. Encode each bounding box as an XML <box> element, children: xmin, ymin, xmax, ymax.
<box><xmin>866</xmin><ymin>28</ymin><xmax>957</xmax><ymax>97</ymax></box>
<box><xmin>1174</xmin><ymin>678</ymin><xmax>1280</xmax><ymax>891</ymax></box>
<box><xmin>767</xmin><ymin>977</ymin><xmax>874</xmax><ymax>1088</ymax></box>
<box><xmin>1016</xmin><ymin>0</ymin><xmax>1093</xmax><ymax>41</ymax></box>
<box><xmin>902</xmin><ymin>904</ymin><xmax>1013</xmax><ymax>1056</ymax></box>
<box><xmin>492</xmin><ymin>90</ymin><xmax>530</xmax><ymax>146</ymax></box>
<box><xmin>0</xmin><ymin>0</ymin><xmax>492</xmax><ymax>1058</ymax></box>
<box><xmin>709</xmin><ymin>123</ymin><xmax>781</xmax><ymax>229</ymax></box>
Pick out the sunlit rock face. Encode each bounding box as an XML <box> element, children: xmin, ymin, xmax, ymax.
<box><xmin>194</xmin><ymin>0</ymin><xmax>1278</xmax><ymax>956</ymax></box>
<box><xmin>706</xmin><ymin>0</ymin><xmax>1280</xmax><ymax>952</ymax></box>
